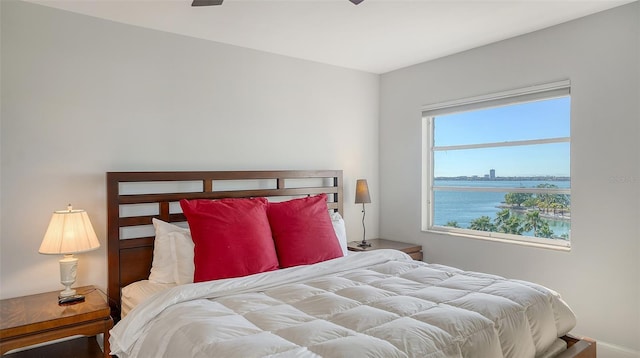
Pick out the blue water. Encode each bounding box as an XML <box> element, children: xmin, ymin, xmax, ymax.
<box><xmin>433</xmin><ymin>180</ymin><xmax>571</xmax><ymax>238</ymax></box>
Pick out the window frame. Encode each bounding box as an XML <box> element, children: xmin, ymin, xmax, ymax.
<box><xmin>421</xmin><ymin>80</ymin><xmax>572</xmax><ymax>250</ymax></box>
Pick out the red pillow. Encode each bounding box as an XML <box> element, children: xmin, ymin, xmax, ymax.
<box><xmin>180</xmin><ymin>197</ymin><xmax>279</xmax><ymax>282</ymax></box>
<box><xmin>267</xmin><ymin>194</ymin><xmax>343</xmax><ymax>268</ymax></box>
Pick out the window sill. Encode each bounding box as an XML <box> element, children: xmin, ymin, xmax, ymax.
<box><xmin>423</xmin><ymin>228</ymin><xmax>571</xmax><ymax>252</ymax></box>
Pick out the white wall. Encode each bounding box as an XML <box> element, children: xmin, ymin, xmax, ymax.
<box><xmin>0</xmin><ymin>0</ymin><xmax>379</xmax><ymax>299</ymax></box>
<box><xmin>379</xmin><ymin>3</ymin><xmax>639</xmax><ymax>357</ymax></box>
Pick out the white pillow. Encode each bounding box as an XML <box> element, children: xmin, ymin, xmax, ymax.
<box><xmin>330</xmin><ymin>212</ymin><xmax>348</xmax><ymax>256</ymax></box>
<box><xmin>170</xmin><ymin>231</ymin><xmax>195</xmax><ymax>285</ymax></box>
<box><xmin>150</xmin><ymin>218</ymin><xmax>194</xmax><ymax>285</ymax></box>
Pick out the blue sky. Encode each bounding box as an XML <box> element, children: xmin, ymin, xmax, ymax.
<box><xmin>434</xmin><ymin>97</ymin><xmax>571</xmax><ymax>177</ymax></box>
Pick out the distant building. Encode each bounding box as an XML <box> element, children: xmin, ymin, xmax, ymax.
<box><xmin>490</xmin><ymin>169</ymin><xmax>495</xmax><ymax>179</ymax></box>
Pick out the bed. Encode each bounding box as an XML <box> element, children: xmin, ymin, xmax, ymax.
<box><xmin>106</xmin><ymin>170</ymin><xmax>596</xmax><ymax>358</ymax></box>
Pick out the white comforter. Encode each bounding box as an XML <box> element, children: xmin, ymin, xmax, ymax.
<box><xmin>110</xmin><ymin>250</ymin><xmax>576</xmax><ymax>358</ymax></box>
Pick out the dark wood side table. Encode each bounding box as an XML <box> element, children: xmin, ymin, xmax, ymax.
<box><xmin>348</xmin><ymin>238</ymin><xmax>423</xmax><ymax>261</ymax></box>
<box><xmin>0</xmin><ymin>285</ymin><xmax>113</xmax><ymax>358</ymax></box>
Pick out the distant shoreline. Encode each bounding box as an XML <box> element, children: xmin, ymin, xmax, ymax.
<box><xmin>436</xmin><ymin>176</ymin><xmax>570</xmax><ymax>181</ymax></box>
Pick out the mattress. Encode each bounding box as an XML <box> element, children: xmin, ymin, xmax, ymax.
<box><xmin>110</xmin><ymin>250</ymin><xmax>576</xmax><ymax>358</ymax></box>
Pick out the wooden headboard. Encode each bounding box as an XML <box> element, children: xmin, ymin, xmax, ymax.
<box><xmin>106</xmin><ymin>170</ymin><xmax>343</xmax><ymax>320</ymax></box>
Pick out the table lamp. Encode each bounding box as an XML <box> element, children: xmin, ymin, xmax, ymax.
<box><xmin>39</xmin><ymin>205</ymin><xmax>100</xmax><ymax>299</ymax></box>
<box><xmin>355</xmin><ymin>179</ymin><xmax>371</xmax><ymax>247</ymax></box>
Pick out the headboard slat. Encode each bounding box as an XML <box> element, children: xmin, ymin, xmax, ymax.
<box><xmin>116</xmin><ymin>186</ymin><xmax>339</xmax><ymax>204</ymax></box>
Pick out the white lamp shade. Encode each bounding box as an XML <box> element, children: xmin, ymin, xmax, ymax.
<box><xmin>39</xmin><ymin>207</ymin><xmax>100</xmax><ymax>255</ymax></box>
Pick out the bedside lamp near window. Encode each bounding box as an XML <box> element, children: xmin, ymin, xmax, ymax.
<box><xmin>355</xmin><ymin>179</ymin><xmax>371</xmax><ymax>247</ymax></box>
<box><xmin>39</xmin><ymin>205</ymin><xmax>100</xmax><ymax>299</ymax></box>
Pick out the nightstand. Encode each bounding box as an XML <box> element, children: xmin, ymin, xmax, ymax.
<box><xmin>348</xmin><ymin>238</ymin><xmax>423</xmax><ymax>261</ymax></box>
<box><xmin>0</xmin><ymin>286</ymin><xmax>113</xmax><ymax>358</ymax></box>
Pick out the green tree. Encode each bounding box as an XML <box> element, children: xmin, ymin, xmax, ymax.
<box><xmin>504</xmin><ymin>192</ymin><xmax>532</xmax><ymax>207</ymax></box>
<box><xmin>523</xmin><ymin>210</ymin><xmax>549</xmax><ymax>236</ymax></box>
<box><xmin>537</xmin><ymin>200</ymin><xmax>550</xmax><ymax>214</ymax></box>
<box><xmin>522</xmin><ymin>197</ymin><xmax>538</xmax><ymax>208</ymax></box>
<box><xmin>494</xmin><ymin>209</ymin><xmax>511</xmax><ymax>227</ymax></box>
<box><xmin>468</xmin><ymin>216</ymin><xmax>496</xmax><ymax>232</ymax></box>
<box><xmin>535</xmin><ymin>221</ymin><xmax>554</xmax><ymax>238</ymax></box>
<box><xmin>493</xmin><ymin>209</ymin><xmax>526</xmax><ymax>235</ymax></box>
<box><xmin>445</xmin><ymin>220</ymin><xmax>460</xmax><ymax>228</ymax></box>
<box><xmin>534</xmin><ymin>184</ymin><xmax>570</xmax><ymax>214</ymax></box>
<box><xmin>501</xmin><ymin>215</ymin><xmax>525</xmax><ymax>235</ymax></box>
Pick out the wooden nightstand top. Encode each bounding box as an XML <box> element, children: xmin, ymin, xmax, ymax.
<box><xmin>348</xmin><ymin>238</ymin><xmax>423</xmax><ymax>261</ymax></box>
<box><xmin>0</xmin><ymin>286</ymin><xmax>110</xmax><ymax>340</ymax></box>
<box><xmin>0</xmin><ymin>285</ymin><xmax>113</xmax><ymax>357</ymax></box>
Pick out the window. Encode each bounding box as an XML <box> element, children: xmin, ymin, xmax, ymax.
<box><xmin>421</xmin><ymin>81</ymin><xmax>571</xmax><ymax>249</ymax></box>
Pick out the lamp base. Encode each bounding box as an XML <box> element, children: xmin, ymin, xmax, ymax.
<box><xmin>59</xmin><ymin>254</ymin><xmax>78</xmax><ymax>298</ymax></box>
<box><xmin>357</xmin><ymin>240</ymin><xmax>371</xmax><ymax>248</ymax></box>
<box><xmin>59</xmin><ymin>287</ymin><xmax>77</xmax><ymax>298</ymax></box>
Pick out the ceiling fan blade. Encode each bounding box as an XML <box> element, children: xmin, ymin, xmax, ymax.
<box><xmin>192</xmin><ymin>0</ymin><xmax>361</xmax><ymax>6</ymax></box>
<box><xmin>192</xmin><ymin>0</ymin><xmax>223</xmax><ymax>6</ymax></box>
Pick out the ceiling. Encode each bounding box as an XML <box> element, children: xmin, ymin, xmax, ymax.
<box><xmin>26</xmin><ymin>0</ymin><xmax>635</xmax><ymax>74</ymax></box>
